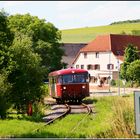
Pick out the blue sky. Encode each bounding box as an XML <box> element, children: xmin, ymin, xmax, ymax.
<box><xmin>0</xmin><ymin>1</ymin><xmax>140</xmax><ymax>30</ymax></box>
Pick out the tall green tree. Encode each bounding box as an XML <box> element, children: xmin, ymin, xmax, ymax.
<box><xmin>0</xmin><ymin>73</ymin><xmax>11</xmax><ymax>118</ymax></box>
<box><xmin>123</xmin><ymin>44</ymin><xmax>139</xmax><ymax>63</ymax></box>
<box><xmin>0</xmin><ymin>9</ymin><xmax>13</xmax><ymax>72</ymax></box>
<box><xmin>8</xmin><ymin>13</ymin><xmax>64</xmax><ymax>76</ymax></box>
<box><xmin>8</xmin><ymin>33</ymin><xmax>45</xmax><ymax>112</ymax></box>
<box><xmin>0</xmin><ymin>9</ymin><xmax>13</xmax><ymax>118</ymax></box>
<box><xmin>120</xmin><ymin>43</ymin><xmax>139</xmax><ymax>80</ymax></box>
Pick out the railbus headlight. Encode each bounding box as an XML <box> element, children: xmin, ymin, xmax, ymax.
<box><xmin>82</xmin><ymin>85</ymin><xmax>85</xmax><ymax>89</ymax></box>
<box><xmin>63</xmin><ymin>86</ymin><xmax>66</xmax><ymax>89</ymax></box>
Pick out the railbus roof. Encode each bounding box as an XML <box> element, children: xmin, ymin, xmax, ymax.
<box><xmin>49</xmin><ymin>68</ymin><xmax>88</xmax><ymax>77</ymax></box>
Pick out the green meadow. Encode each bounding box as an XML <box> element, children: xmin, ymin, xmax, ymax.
<box><xmin>0</xmin><ymin>94</ymin><xmax>138</xmax><ymax>138</ymax></box>
<box><xmin>61</xmin><ymin>23</ymin><xmax>140</xmax><ymax>43</ymax></box>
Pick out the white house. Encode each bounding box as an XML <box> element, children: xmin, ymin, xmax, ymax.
<box><xmin>72</xmin><ymin>34</ymin><xmax>140</xmax><ymax>89</ymax></box>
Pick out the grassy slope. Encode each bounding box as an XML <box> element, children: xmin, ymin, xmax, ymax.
<box><xmin>61</xmin><ymin>23</ymin><xmax>140</xmax><ymax>43</ymax></box>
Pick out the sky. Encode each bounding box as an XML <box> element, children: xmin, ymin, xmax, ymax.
<box><xmin>0</xmin><ymin>1</ymin><xmax>140</xmax><ymax>30</ymax></box>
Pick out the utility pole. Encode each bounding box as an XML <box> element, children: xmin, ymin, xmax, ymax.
<box><xmin>122</xmin><ymin>79</ymin><xmax>126</xmax><ymax>96</ymax></box>
<box><xmin>117</xmin><ymin>59</ymin><xmax>120</xmax><ymax>96</ymax></box>
<box><xmin>108</xmin><ymin>51</ymin><xmax>111</xmax><ymax>93</ymax></box>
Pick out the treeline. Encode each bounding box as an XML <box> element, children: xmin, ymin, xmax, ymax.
<box><xmin>110</xmin><ymin>19</ymin><xmax>140</xmax><ymax>25</ymax></box>
<box><xmin>0</xmin><ymin>9</ymin><xmax>66</xmax><ymax>118</ymax></box>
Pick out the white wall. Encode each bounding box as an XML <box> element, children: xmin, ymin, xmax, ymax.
<box><xmin>73</xmin><ymin>51</ymin><xmax>123</xmax><ymax>78</ymax></box>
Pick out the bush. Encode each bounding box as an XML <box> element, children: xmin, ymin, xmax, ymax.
<box><xmin>110</xmin><ymin>79</ymin><xmax>116</xmax><ymax>86</ymax></box>
<box><xmin>40</xmin><ymin>84</ymin><xmax>49</xmax><ymax>96</ymax></box>
<box><xmin>114</xmin><ymin>79</ymin><xmax>124</xmax><ymax>88</ymax></box>
<box><xmin>132</xmin><ymin>82</ymin><xmax>140</xmax><ymax>88</ymax></box>
<box><xmin>110</xmin><ymin>79</ymin><xmax>124</xmax><ymax>87</ymax></box>
<box><xmin>22</xmin><ymin>101</ymin><xmax>46</xmax><ymax>122</ymax></box>
<box><xmin>32</xmin><ymin>101</ymin><xmax>46</xmax><ymax>122</ymax></box>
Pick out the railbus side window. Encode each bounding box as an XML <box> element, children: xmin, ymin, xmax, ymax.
<box><xmin>54</xmin><ymin>77</ymin><xmax>57</xmax><ymax>84</ymax></box>
<box><xmin>49</xmin><ymin>77</ymin><xmax>52</xmax><ymax>84</ymax></box>
<box><xmin>52</xmin><ymin>78</ymin><xmax>54</xmax><ymax>84</ymax></box>
<box><xmin>57</xmin><ymin>76</ymin><xmax>62</xmax><ymax>84</ymax></box>
<box><xmin>52</xmin><ymin>77</ymin><xmax>56</xmax><ymax>84</ymax></box>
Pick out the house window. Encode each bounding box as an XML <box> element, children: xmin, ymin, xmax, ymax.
<box><xmin>76</xmin><ymin>65</ymin><xmax>79</xmax><ymax>69</ymax></box>
<box><xmin>81</xmin><ymin>65</ymin><xmax>84</xmax><ymax>69</ymax></box>
<box><xmin>107</xmin><ymin>64</ymin><xmax>114</xmax><ymax>70</ymax></box>
<box><xmin>87</xmin><ymin>64</ymin><xmax>93</xmax><ymax>70</ymax></box>
<box><xmin>84</xmin><ymin>53</ymin><xmax>87</xmax><ymax>58</ymax></box>
<box><xmin>94</xmin><ymin>64</ymin><xmax>100</xmax><ymax>70</ymax></box>
<box><xmin>95</xmin><ymin>52</ymin><xmax>99</xmax><ymax>58</ymax></box>
<box><xmin>116</xmin><ymin>50</ymin><xmax>121</xmax><ymax>55</ymax></box>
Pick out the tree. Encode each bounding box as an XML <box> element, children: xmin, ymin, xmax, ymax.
<box><xmin>8</xmin><ymin>13</ymin><xmax>64</xmax><ymax>76</ymax></box>
<box><xmin>120</xmin><ymin>62</ymin><xmax>129</xmax><ymax>80</ymax></box>
<box><xmin>120</xmin><ymin>31</ymin><xmax>127</xmax><ymax>35</ymax></box>
<box><xmin>131</xmin><ymin>30</ymin><xmax>140</xmax><ymax>36</ymax></box>
<box><xmin>8</xmin><ymin>33</ymin><xmax>45</xmax><ymax>113</ymax></box>
<box><xmin>0</xmin><ymin>9</ymin><xmax>13</xmax><ymax>118</ymax></box>
<box><xmin>0</xmin><ymin>9</ymin><xmax>13</xmax><ymax>72</ymax></box>
<box><xmin>120</xmin><ymin>43</ymin><xmax>139</xmax><ymax>80</ymax></box>
<box><xmin>126</xmin><ymin>60</ymin><xmax>140</xmax><ymax>85</ymax></box>
<box><xmin>0</xmin><ymin>73</ymin><xmax>11</xmax><ymax>118</ymax></box>
<box><xmin>123</xmin><ymin>44</ymin><xmax>139</xmax><ymax>63</ymax></box>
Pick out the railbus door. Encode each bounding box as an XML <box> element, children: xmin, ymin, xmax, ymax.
<box><xmin>49</xmin><ymin>77</ymin><xmax>56</xmax><ymax>97</ymax></box>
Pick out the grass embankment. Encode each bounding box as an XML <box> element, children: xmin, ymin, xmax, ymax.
<box><xmin>61</xmin><ymin>23</ymin><xmax>140</xmax><ymax>43</ymax></box>
<box><xmin>0</xmin><ymin>94</ymin><xmax>138</xmax><ymax>138</ymax></box>
<box><xmin>95</xmin><ymin>95</ymin><xmax>136</xmax><ymax>138</ymax></box>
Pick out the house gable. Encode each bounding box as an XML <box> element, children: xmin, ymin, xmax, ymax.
<box><xmin>72</xmin><ymin>34</ymin><xmax>140</xmax><ymax>65</ymax></box>
<box><xmin>61</xmin><ymin>43</ymin><xmax>86</xmax><ymax>67</ymax></box>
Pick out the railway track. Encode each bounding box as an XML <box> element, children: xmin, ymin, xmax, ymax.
<box><xmin>81</xmin><ymin>103</ymin><xmax>92</xmax><ymax>114</ymax></box>
<box><xmin>32</xmin><ymin>102</ymin><xmax>93</xmax><ymax>133</ymax></box>
<box><xmin>33</xmin><ymin>104</ymin><xmax>71</xmax><ymax>132</ymax></box>
<box><xmin>43</xmin><ymin>104</ymin><xmax>71</xmax><ymax>124</ymax></box>
<box><xmin>70</xmin><ymin>103</ymin><xmax>92</xmax><ymax>133</ymax></box>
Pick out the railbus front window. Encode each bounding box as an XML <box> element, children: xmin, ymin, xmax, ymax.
<box><xmin>62</xmin><ymin>73</ymin><xmax>88</xmax><ymax>84</ymax></box>
<box><xmin>75</xmin><ymin>74</ymin><xmax>86</xmax><ymax>83</ymax></box>
<box><xmin>63</xmin><ymin>75</ymin><xmax>73</xmax><ymax>83</ymax></box>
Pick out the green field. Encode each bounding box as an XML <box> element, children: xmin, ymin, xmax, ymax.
<box><xmin>0</xmin><ymin>94</ymin><xmax>137</xmax><ymax>138</ymax></box>
<box><xmin>61</xmin><ymin>23</ymin><xmax>140</xmax><ymax>43</ymax></box>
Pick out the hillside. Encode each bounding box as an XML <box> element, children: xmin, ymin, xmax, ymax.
<box><xmin>61</xmin><ymin>23</ymin><xmax>140</xmax><ymax>43</ymax></box>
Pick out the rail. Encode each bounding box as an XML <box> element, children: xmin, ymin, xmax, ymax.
<box><xmin>70</xmin><ymin>103</ymin><xmax>92</xmax><ymax>133</ymax></box>
<box><xmin>45</xmin><ymin>104</ymin><xmax>71</xmax><ymax>125</ymax></box>
<box><xmin>81</xmin><ymin>103</ymin><xmax>92</xmax><ymax>114</ymax></box>
<box><xmin>32</xmin><ymin>104</ymin><xmax>71</xmax><ymax>133</ymax></box>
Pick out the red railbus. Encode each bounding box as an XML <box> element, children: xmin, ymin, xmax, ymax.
<box><xmin>48</xmin><ymin>68</ymin><xmax>90</xmax><ymax>103</ymax></box>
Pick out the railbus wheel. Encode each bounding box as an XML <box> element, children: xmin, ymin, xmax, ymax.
<box><xmin>78</xmin><ymin>99</ymin><xmax>82</xmax><ymax>104</ymax></box>
<box><xmin>56</xmin><ymin>99</ymin><xmax>61</xmax><ymax>104</ymax></box>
